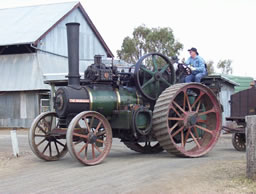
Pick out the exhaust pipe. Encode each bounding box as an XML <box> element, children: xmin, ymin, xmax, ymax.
<box><xmin>66</xmin><ymin>23</ymin><xmax>80</xmax><ymax>86</ymax></box>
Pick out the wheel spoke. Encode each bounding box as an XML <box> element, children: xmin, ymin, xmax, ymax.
<box><xmin>94</xmin><ymin>121</ymin><xmax>102</xmax><ymax>134</ymax></box>
<box><xmin>191</xmin><ymin>91</ymin><xmax>204</xmax><ymax>109</ymax></box>
<box><xmin>95</xmin><ymin>145</ymin><xmax>102</xmax><ymax>153</ymax></box>
<box><xmin>83</xmin><ymin>118</ymin><xmax>90</xmax><ymax>132</ymax></box>
<box><xmin>170</xmin><ymin>106</ymin><xmax>182</xmax><ymax>117</ymax></box>
<box><xmin>54</xmin><ymin>141</ymin><xmax>60</xmax><ymax>155</ymax></box>
<box><xmin>96</xmin><ymin>130</ymin><xmax>106</xmax><ymax>137</ymax></box>
<box><xmin>196</xmin><ymin>101</ymin><xmax>201</xmax><ymax>112</ymax></box>
<box><xmin>36</xmin><ymin>138</ymin><xmax>46</xmax><ymax>147</ymax></box>
<box><xmin>183</xmin><ymin>94</ymin><xmax>186</xmax><ymax>109</ymax></box>
<box><xmin>168</xmin><ymin>117</ymin><xmax>184</xmax><ymax>121</ymax></box>
<box><xmin>42</xmin><ymin>118</ymin><xmax>51</xmax><ymax>131</ymax></box>
<box><xmin>74</xmin><ymin>140</ymin><xmax>83</xmax><ymax>145</ymax></box>
<box><xmin>160</xmin><ymin>64</ymin><xmax>169</xmax><ymax>73</ymax></box>
<box><xmin>173</xmin><ymin>101</ymin><xmax>186</xmax><ymax>114</ymax></box>
<box><xmin>193</xmin><ymin>126</ymin><xmax>200</xmax><ymax>140</ymax></box>
<box><xmin>78</xmin><ymin>142</ymin><xmax>88</xmax><ymax>154</ymax></box>
<box><xmin>49</xmin><ymin>116</ymin><xmax>53</xmax><ymax>130</ymax></box>
<box><xmin>73</xmin><ymin>132</ymin><xmax>88</xmax><ymax>139</ymax></box>
<box><xmin>168</xmin><ymin>122</ymin><xmax>179</xmax><ymax>133</ymax></box>
<box><xmin>189</xmin><ymin>131</ymin><xmax>201</xmax><ymax>148</ymax></box>
<box><xmin>155</xmin><ymin>80</ymin><xmax>160</xmax><ymax>98</ymax></box>
<box><xmin>90</xmin><ymin>117</ymin><xmax>95</xmax><ymax>129</ymax></box>
<box><xmin>35</xmin><ymin>134</ymin><xmax>46</xmax><ymax>137</ymax></box>
<box><xmin>37</xmin><ymin>125</ymin><xmax>47</xmax><ymax>134</ymax></box>
<box><xmin>197</xmin><ymin>119</ymin><xmax>207</xmax><ymax>123</ymax></box>
<box><xmin>49</xmin><ymin>141</ymin><xmax>52</xmax><ymax>157</ymax></box>
<box><xmin>181</xmin><ymin>130</ymin><xmax>184</xmax><ymax>147</ymax></box>
<box><xmin>42</xmin><ymin>142</ymin><xmax>49</xmax><ymax>154</ymax></box>
<box><xmin>184</xmin><ymin>127</ymin><xmax>191</xmax><ymax>146</ymax></box>
<box><xmin>92</xmin><ymin>144</ymin><xmax>95</xmax><ymax>159</ymax></box>
<box><xmin>195</xmin><ymin>125</ymin><xmax>213</xmax><ymax>135</ymax></box>
<box><xmin>141</xmin><ymin>77</ymin><xmax>154</xmax><ymax>89</ymax></box>
<box><xmin>198</xmin><ymin>108</ymin><xmax>215</xmax><ymax>116</ymax></box>
<box><xmin>152</xmin><ymin>55</ymin><xmax>158</xmax><ymax>71</ymax></box>
<box><xmin>55</xmin><ymin>139</ymin><xmax>65</xmax><ymax>147</ymax></box>
<box><xmin>96</xmin><ymin>139</ymin><xmax>106</xmax><ymax>145</ymax></box>
<box><xmin>141</xmin><ymin>66</ymin><xmax>154</xmax><ymax>76</ymax></box>
<box><xmin>159</xmin><ymin>77</ymin><xmax>171</xmax><ymax>86</ymax></box>
<box><xmin>185</xmin><ymin>93</ymin><xmax>192</xmax><ymax>112</ymax></box>
<box><xmin>171</xmin><ymin>126</ymin><xmax>185</xmax><ymax>138</ymax></box>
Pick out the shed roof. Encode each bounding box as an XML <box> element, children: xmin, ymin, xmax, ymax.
<box><xmin>0</xmin><ymin>1</ymin><xmax>114</xmax><ymax>57</ymax></box>
<box><xmin>203</xmin><ymin>74</ymin><xmax>239</xmax><ymax>87</ymax></box>
<box><xmin>223</xmin><ymin>74</ymin><xmax>254</xmax><ymax>92</ymax></box>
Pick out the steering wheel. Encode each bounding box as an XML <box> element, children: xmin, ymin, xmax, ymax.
<box><xmin>134</xmin><ymin>53</ymin><xmax>175</xmax><ymax>101</ymax></box>
<box><xmin>178</xmin><ymin>63</ymin><xmax>192</xmax><ymax>75</ymax></box>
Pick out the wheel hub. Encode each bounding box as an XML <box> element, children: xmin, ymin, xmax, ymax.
<box><xmin>88</xmin><ymin>132</ymin><xmax>97</xmax><ymax>144</ymax></box>
<box><xmin>183</xmin><ymin>112</ymin><xmax>198</xmax><ymax>128</ymax></box>
<box><xmin>154</xmin><ymin>72</ymin><xmax>162</xmax><ymax>81</ymax></box>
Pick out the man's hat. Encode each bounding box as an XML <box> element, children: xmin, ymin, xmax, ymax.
<box><xmin>188</xmin><ymin>47</ymin><xmax>199</xmax><ymax>55</ymax></box>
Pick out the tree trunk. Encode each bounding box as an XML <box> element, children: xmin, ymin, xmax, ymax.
<box><xmin>246</xmin><ymin>115</ymin><xmax>256</xmax><ymax>180</ymax></box>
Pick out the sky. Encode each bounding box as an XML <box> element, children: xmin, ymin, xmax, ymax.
<box><xmin>0</xmin><ymin>0</ymin><xmax>256</xmax><ymax>77</ymax></box>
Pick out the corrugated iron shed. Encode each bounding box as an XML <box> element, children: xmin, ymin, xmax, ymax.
<box><xmin>223</xmin><ymin>74</ymin><xmax>254</xmax><ymax>92</ymax></box>
<box><xmin>0</xmin><ymin>1</ymin><xmax>113</xmax><ymax>57</ymax></box>
<box><xmin>0</xmin><ymin>53</ymin><xmax>49</xmax><ymax>91</ymax></box>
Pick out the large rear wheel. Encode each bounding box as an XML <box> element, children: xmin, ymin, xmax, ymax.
<box><xmin>153</xmin><ymin>83</ymin><xmax>222</xmax><ymax>157</ymax></box>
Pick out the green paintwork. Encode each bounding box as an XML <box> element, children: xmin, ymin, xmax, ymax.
<box><xmin>89</xmin><ymin>85</ymin><xmax>140</xmax><ymax>116</ymax></box>
<box><xmin>135</xmin><ymin>111</ymin><xmax>150</xmax><ymax>128</ymax></box>
<box><xmin>119</xmin><ymin>87</ymin><xmax>139</xmax><ymax>108</ymax></box>
<box><xmin>223</xmin><ymin>74</ymin><xmax>254</xmax><ymax>92</ymax></box>
<box><xmin>110</xmin><ymin>110</ymin><xmax>132</xmax><ymax>129</ymax></box>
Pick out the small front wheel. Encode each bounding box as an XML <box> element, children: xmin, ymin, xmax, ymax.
<box><xmin>66</xmin><ymin>111</ymin><xmax>112</xmax><ymax>166</ymax></box>
<box><xmin>29</xmin><ymin>112</ymin><xmax>67</xmax><ymax>161</ymax></box>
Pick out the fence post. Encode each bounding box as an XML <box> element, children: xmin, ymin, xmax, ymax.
<box><xmin>10</xmin><ymin>128</ymin><xmax>19</xmax><ymax>157</ymax></box>
<box><xmin>246</xmin><ymin>115</ymin><xmax>256</xmax><ymax>180</ymax></box>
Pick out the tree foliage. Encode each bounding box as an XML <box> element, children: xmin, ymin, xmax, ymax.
<box><xmin>217</xmin><ymin>59</ymin><xmax>233</xmax><ymax>74</ymax></box>
<box><xmin>117</xmin><ymin>25</ymin><xmax>183</xmax><ymax>64</ymax></box>
<box><xmin>205</xmin><ymin>60</ymin><xmax>215</xmax><ymax>75</ymax></box>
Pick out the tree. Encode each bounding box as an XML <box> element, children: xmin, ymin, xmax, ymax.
<box><xmin>205</xmin><ymin>60</ymin><xmax>215</xmax><ymax>75</ymax></box>
<box><xmin>217</xmin><ymin>59</ymin><xmax>233</xmax><ymax>74</ymax></box>
<box><xmin>117</xmin><ymin>25</ymin><xmax>183</xmax><ymax>64</ymax></box>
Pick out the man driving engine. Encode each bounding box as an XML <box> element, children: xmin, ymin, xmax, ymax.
<box><xmin>185</xmin><ymin>47</ymin><xmax>207</xmax><ymax>83</ymax></box>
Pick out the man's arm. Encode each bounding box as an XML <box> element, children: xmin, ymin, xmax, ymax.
<box><xmin>194</xmin><ymin>57</ymin><xmax>205</xmax><ymax>73</ymax></box>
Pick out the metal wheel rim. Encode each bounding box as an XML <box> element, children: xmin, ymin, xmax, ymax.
<box><xmin>66</xmin><ymin>111</ymin><xmax>112</xmax><ymax>166</ymax></box>
<box><xmin>28</xmin><ymin>112</ymin><xmax>67</xmax><ymax>161</ymax></box>
<box><xmin>153</xmin><ymin>83</ymin><xmax>222</xmax><ymax>157</ymax></box>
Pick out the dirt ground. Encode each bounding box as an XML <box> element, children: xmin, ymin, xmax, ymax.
<box><xmin>0</xmin><ymin>129</ymin><xmax>256</xmax><ymax>193</ymax></box>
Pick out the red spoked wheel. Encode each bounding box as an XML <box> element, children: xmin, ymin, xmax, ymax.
<box><xmin>153</xmin><ymin>83</ymin><xmax>222</xmax><ymax>157</ymax></box>
<box><xmin>29</xmin><ymin>112</ymin><xmax>67</xmax><ymax>161</ymax></box>
<box><xmin>66</xmin><ymin>111</ymin><xmax>112</xmax><ymax>166</ymax></box>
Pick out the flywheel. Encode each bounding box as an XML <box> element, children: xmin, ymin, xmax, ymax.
<box><xmin>152</xmin><ymin>83</ymin><xmax>222</xmax><ymax>157</ymax></box>
<box><xmin>134</xmin><ymin>53</ymin><xmax>175</xmax><ymax>101</ymax></box>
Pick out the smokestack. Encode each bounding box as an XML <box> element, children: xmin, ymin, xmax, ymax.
<box><xmin>66</xmin><ymin>23</ymin><xmax>80</xmax><ymax>86</ymax></box>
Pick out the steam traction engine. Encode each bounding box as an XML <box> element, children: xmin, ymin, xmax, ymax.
<box><xmin>29</xmin><ymin>23</ymin><xmax>222</xmax><ymax>165</ymax></box>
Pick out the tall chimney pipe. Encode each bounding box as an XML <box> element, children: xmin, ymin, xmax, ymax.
<box><xmin>66</xmin><ymin>23</ymin><xmax>80</xmax><ymax>86</ymax></box>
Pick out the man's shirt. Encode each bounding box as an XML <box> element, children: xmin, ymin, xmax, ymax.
<box><xmin>185</xmin><ymin>55</ymin><xmax>206</xmax><ymax>74</ymax></box>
